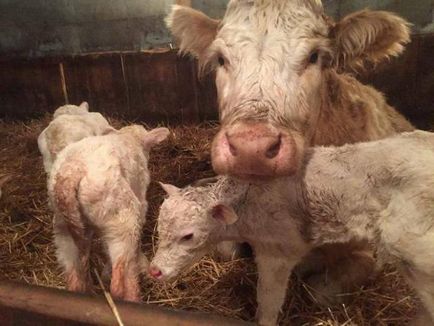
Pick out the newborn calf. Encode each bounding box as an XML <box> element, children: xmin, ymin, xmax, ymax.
<box><xmin>38</xmin><ymin>102</ymin><xmax>113</xmax><ymax>173</ymax></box>
<box><xmin>49</xmin><ymin>125</ymin><xmax>169</xmax><ymax>302</ymax></box>
<box><xmin>150</xmin><ymin>130</ymin><xmax>434</xmax><ymax>325</ymax></box>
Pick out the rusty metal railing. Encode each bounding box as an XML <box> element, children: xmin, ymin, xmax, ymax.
<box><xmin>0</xmin><ymin>280</ymin><xmax>253</xmax><ymax>326</ymax></box>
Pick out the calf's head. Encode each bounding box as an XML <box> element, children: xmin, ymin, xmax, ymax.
<box><xmin>53</xmin><ymin>102</ymin><xmax>89</xmax><ymax>119</ymax></box>
<box><xmin>119</xmin><ymin>125</ymin><xmax>170</xmax><ymax>152</ymax></box>
<box><xmin>167</xmin><ymin>0</ymin><xmax>410</xmax><ymax>179</ymax></box>
<box><xmin>149</xmin><ymin>182</ymin><xmax>240</xmax><ymax>281</ymax></box>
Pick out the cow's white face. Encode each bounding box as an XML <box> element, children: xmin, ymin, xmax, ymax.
<box><xmin>209</xmin><ymin>1</ymin><xmax>328</xmax><ymax>179</ymax></box>
<box><xmin>149</xmin><ymin>183</ymin><xmax>239</xmax><ymax>281</ymax></box>
<box><xmin>167</xmin><ymin>0</ymin><xmax>410</xmax><ymax>180</ymax></box>
<box><xmin>213</xmin><ymin>0</ymin><xmax>328</xmax><ymax>125</ymax></box>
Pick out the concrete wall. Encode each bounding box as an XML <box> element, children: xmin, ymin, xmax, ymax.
<box><xmin>0</xmin><ymin>0</ymin><xmax>174</xmax><ymax>57</ymax></box>
<box><xmin>0</xmin><ymin>0</ymin><xmax>433</xmax><ymax>58</ymax></box>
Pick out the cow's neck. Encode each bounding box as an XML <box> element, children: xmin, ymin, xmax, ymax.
<box><xmin>311</xmin><ymin>69</ymin><xmax>391</xmax><ymax>147</ymax></box>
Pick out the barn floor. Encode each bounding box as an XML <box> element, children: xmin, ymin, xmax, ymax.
<box><xmin>0</xmin><ymin>116</ymin><xmax>418</xmax><ymax>325</ymax></box>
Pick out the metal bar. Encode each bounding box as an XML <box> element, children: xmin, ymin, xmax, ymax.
<box><xmin>0</xmin><ymin>280</ymin><xmax>252</xmax><ymax>326</ymax></box>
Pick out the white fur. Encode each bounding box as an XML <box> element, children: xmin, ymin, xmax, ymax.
<box><xmin>48</xmin><ymin>125</ymin><xmax>169</xmax><ymax>301</ymax></box>
<box><xmin>37</xmin><ymin>102</ymin><xmax>113</xmax><ymax>174</ymax></box>
<box><xmin>151</xmin><ymin>130</ymin><xmax>434</xmax><ymax>325</ymax></box>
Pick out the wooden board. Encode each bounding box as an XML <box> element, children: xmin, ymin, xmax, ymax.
<box><xmin>0</xmin><ymin>59</ymin><xmax>64</xmax><ymax>119</ymax></box>
<box><xmin>62</xmin><ymin>54</ymin><xmax>128</xmax><ymax>119</ymax></box>
<box><xmin>0</xmin><ymin>34</ymin><xmax>433</xmax><ymax>127</ymax></box>
<box><xmin>122</xmin><ymin>51</ymin><xmax>199</xmax><ymax>124</ymax></box>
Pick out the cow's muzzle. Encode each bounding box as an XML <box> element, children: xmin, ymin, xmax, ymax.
<box><xmin>211</xmin><ymin>122</ymin><xmax>300</xmax><ymax>180</ymax></box>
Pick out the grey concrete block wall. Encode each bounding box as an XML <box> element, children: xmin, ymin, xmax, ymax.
<box><xmin>0</xmin><ymin>0</ymin><xmax>432</xmax><ymax>58</ymax></box>
<box><xmin>0</xmin><ymin>0</ymin><xmax>174</xmax><ymax>57</ymax></box>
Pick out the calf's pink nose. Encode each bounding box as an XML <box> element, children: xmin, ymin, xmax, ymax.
<box><xmin>149</xmin><ymin>266</ymin><xmax>162</xmax><ymax>279</ymax></box>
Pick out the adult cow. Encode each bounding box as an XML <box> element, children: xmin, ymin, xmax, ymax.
<box><xmin>166</xmin><ymin>0</ymin><xmax>414</xmax><ymax>305</ymax></box>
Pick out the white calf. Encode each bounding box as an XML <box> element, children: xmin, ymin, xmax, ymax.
<box><xmin>38</xmin><ymin>102</ymin><xmax>113</xmax><ymax>173</ymax></box>
<box><xmin>49</xmin><ymin>125</ymin><xmax>169</xmax><ymax>301</ymax></box>
<box><xmin>150</xmin><ymin>130</ymin><xmax>434</xmax><ymax>325</ymax></box>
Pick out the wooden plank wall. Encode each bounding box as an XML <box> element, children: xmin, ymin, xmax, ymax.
<box><xmin>0</xmin><ymin>50</ymin><xmax>217</xmax><ymax>124</ymax></box>
<box><xmin>0</xmin><ymin>34</ymin><xmax>433</xmax><ymax>127</ymax></box>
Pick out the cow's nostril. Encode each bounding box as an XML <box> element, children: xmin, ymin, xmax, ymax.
<box><xmin>265</xmin><ymin>135</ymin><xmax>282</xmax><ymax>159</ymax></box>
<box><xmin>225</xmin><ymin>133</ymin><xmax>238</xmax><ymax>157</ymax></box>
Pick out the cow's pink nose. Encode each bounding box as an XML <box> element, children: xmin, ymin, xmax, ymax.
<box><xmin>149</xmin><ymin>266</ymin><xmax>162</xmax><ymax>279</ymax></box>
<box><xmin>226</xmin><ymin>132</ymin><xmax>282</xmax><ymax>159</ymax></box>
<box><xmin>211</xmin><ymin>123</ymin><xmax>298</xmax><ymax>179</ymax></box>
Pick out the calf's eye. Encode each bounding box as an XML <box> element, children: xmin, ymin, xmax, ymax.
<box><xmin>181</xmin><ymin>233</ymin><xmax>194</xmax><ymax>241</ymax></box>
<box><xmin>308</xmin><ymin>51</ymin><xmax>319</xmax><ymax>64</ymax></box>
<box><xmin>217</xmin><ymin>56</ymin><xmax>225</xmax><ymax>66</ymax></box>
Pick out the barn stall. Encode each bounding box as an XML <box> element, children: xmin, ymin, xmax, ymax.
<box><xmin>0</xmin><ymin>0</ymin><xmax>434</xmax><ymax>325</ymax></box>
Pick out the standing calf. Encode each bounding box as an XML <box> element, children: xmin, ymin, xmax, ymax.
<box><xmin>150</xmin><ymin>130</ymin><xmax>434</xmax><ymax>325</ymax></box>
<box><xmin>49</xmin><ymin>125</ymin><xmax>169</xmax><ymax>301</ymax></box>
<box><xmin>38</xmin><ymin>102</ymin><xmax>113</xmax><ymax>173</ymax></box>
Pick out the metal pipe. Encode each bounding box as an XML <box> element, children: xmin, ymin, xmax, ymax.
<box><xmin>0</xmin><ymin>280</ymin><xmax>253</xmax><ymax>326</ymax></box>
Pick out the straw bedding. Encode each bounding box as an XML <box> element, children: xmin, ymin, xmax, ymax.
<box><xmin>0</xmin><ymin>116</ymin><xmax>418</xmax><ymax>325</ymax></box>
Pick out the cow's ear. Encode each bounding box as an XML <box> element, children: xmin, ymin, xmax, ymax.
<box><xmin>210</xmin><ymin>204</ymin><xmax>238</xmax><ymax>225</ymax></box>
<box><xmin>166</xmin><ymin>5</ymin><xmax>220</xmax><ymax>59</ymax></box>
<box><xmin>331</xmin><ymin>9</ymin><xmax>411</xmax><ymax>71</ymax></box>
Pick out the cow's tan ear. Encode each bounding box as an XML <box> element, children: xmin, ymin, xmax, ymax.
<box><xmin>210</xmin><ymin>204</ymin><xmax>238</xmax><ymax>225</ymax></box>
<box><xmin>166</xmin><ymin>5</ymin><xmax>220</xmax><ymax>59</ymax></box>
<box><xmin>331</xmin><ymin>9</ymin><xmax>411</xmax><ymax>71</ymax></box>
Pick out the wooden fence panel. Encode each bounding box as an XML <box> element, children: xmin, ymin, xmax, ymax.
<box><xmin>62</xmin><ymin>54</ymin><xmax>128</xmax><ymax>119</ymax></box>
<box><xmin>0</xmin><ymin>34</ymin><xmax>433</xmax><ymax>127</ymax></box>
<box><xmin>122</xmin><ymin>51</ymin><xmax>199</xmax><ymax>124</ymax></box>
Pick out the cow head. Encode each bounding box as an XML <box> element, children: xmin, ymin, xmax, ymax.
<box><xmin>167</xmin><ymin>0</ymin><xmax>410</xmax><ymax>180</ymax></box>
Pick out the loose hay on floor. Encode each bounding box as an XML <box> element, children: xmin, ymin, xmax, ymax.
<box><xmin>0</xmin><ymin>117</ymin><xmax>418</xmax><ymax>325</ymax></box>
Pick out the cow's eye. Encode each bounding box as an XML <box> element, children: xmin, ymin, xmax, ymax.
<box><xmin>217</xmin><ymin>56</ymin><xmax>225</xmax><ymax>66</ymax></box>
<box><xmin>308</xmin><ymin>51</ymin><xmax>319</xmax><ymax>64</ymax></box>
<box><xmin>181</xmin><ymin>233</ymin><xmax>193</xmax><ymax>241</ymax></box>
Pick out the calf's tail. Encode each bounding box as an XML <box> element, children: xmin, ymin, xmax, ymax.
<box><xmin>52</xmin><ymin>162</ymin><xmax>87</xmax><ymax>237</ymax></box>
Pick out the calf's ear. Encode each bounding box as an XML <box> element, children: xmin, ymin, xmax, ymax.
<box><xmin>175</xmin><ymin>0</ymin><xmax>191</xmax><ymax>6</ymax></box>
<box><xmin>100</xmin><ymin>126</ymin><xmax>117</xmax><ymax>136</ymax></box>
<box><xmin>79</xmin><ymin>101</ymin><xmax>89</xmax><ymax>111</ymax></box>
<box><xmin>331</xmin><ymin>9</ymin><xmax>411</xmax><ymax>71</ymax></box>
<box><xmin>142</xmin><ymin>127</ymin><xmax>170</xmax><ymax>150</ymax></box>
<box><xmin>159</xmin><ymin>182</ymin><xmax>181</xmax><ymax>196</ymax></box>
<box><xmin>166</xmin><ymin>5</ymin><xmax>220</xmax><ymax>59</ymax></box>
<box><xmin>210</xmin><ymin>204</ymin><xmax>238</xmax><ymax>225</ymax></box>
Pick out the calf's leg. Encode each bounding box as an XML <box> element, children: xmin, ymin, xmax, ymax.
<box><xmin>53</xmin><ymin>215</ymin><xmax>92</xmax><ymax>292</ymax></box>
<box><xmin>406</xmin><ymin>272</ymin><xmax>434</xmax><ymax>324</ymax></box>
<box><xmin>255</xmin><ymin>248</ymin><xmax>301</xmax><ymax>326</ymax></box>
<box><xmin>103</xmin><ymin>206</ymin><xmax>142</xmax><ymax>302</ymax></box>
